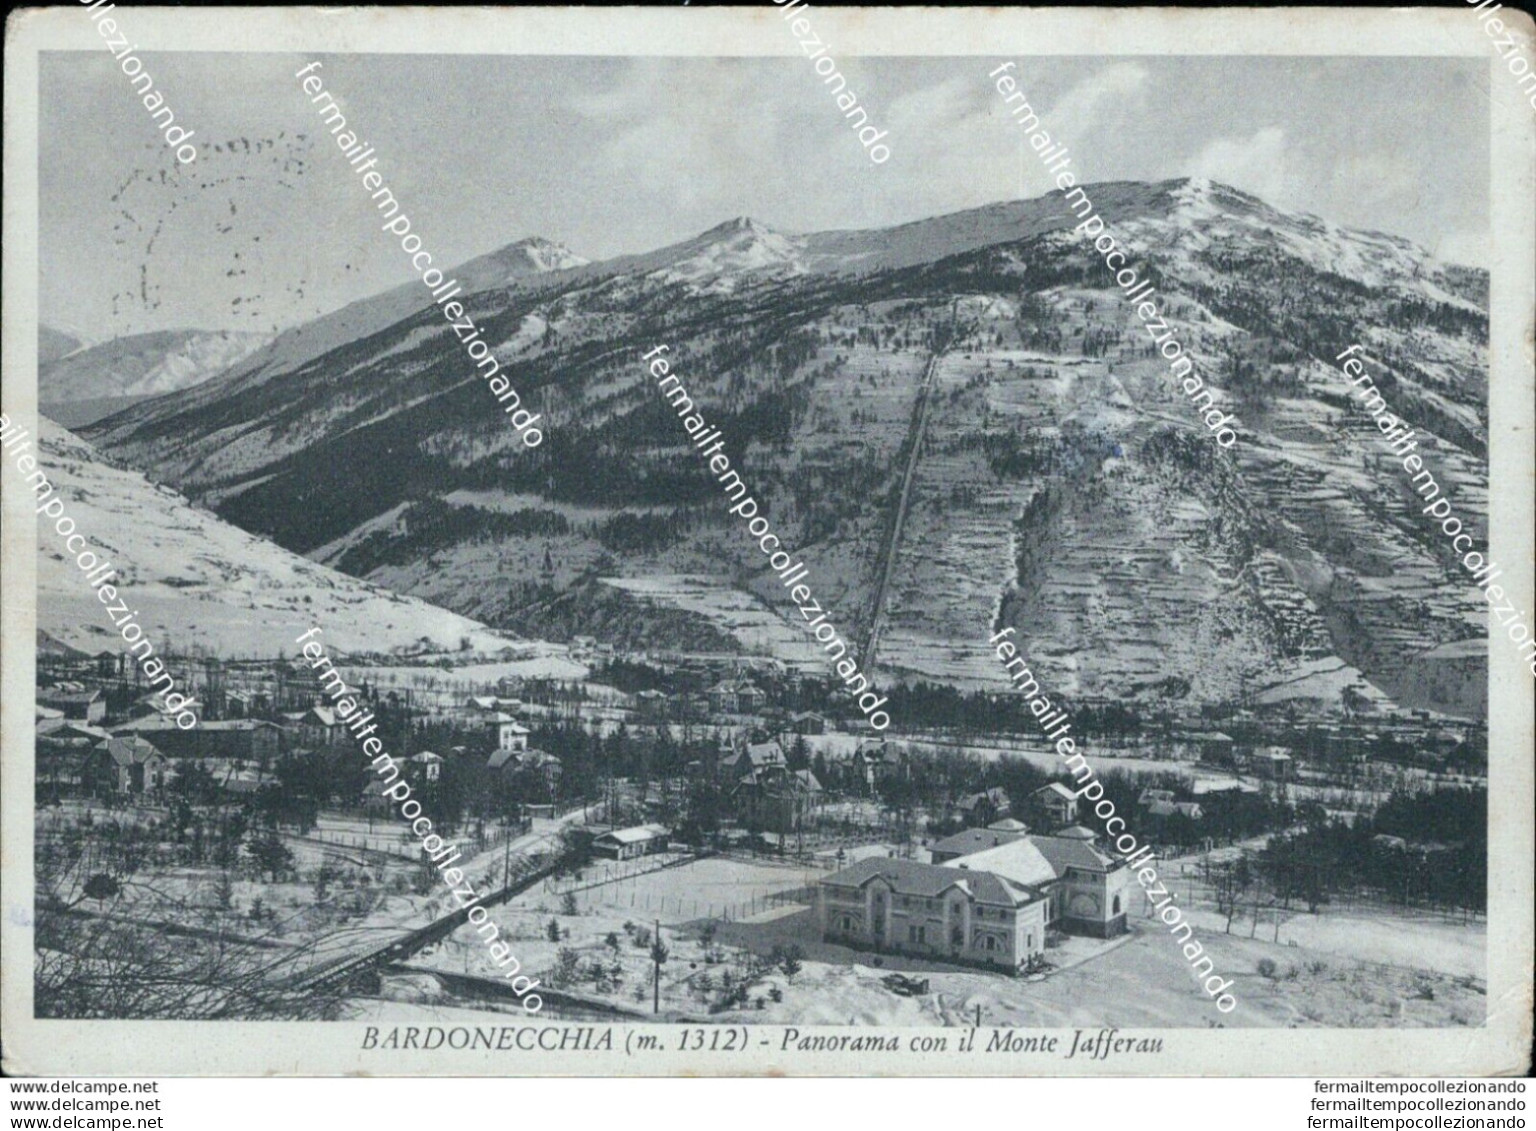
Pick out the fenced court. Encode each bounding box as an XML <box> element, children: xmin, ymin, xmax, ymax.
<box><xmin>561</xmin><ymin>854</ymin><xmax>828</xmax><ymax>923</ymax></box>
<box><xmin>301</xmin><ymin>813</ymin><xmax>528</xmax><ymax>861</ymax></box>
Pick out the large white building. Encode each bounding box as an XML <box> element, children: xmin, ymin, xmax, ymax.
<box><xmin>817</xmin><ymin>826</ymin><xmax>1132</xmax><ymax>971</ymax></box>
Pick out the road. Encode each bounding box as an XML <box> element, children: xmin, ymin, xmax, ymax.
<box><xmin>861</xmin><ymin>346</ymin><xmax>943</xmax><ymax>672</ymax></box>
<box><xmin>265</xmin><ymin>806</ymin><xmax>588</xmax><ymax>991</ymax></box>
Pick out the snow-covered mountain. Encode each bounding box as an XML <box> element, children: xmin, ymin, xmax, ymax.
<box><xmin>31</xmin><ymin>418</ymin><xmax>524</xmax><ymax>658</ymax></box>
<box><xmin>487</xmin><ymin>236</ymin><xmax>589</xmax><ymax>276</ymax></box>
<box><xmin>39</xmin><ymin>329</ymin><xmax>272</xmax><ymax>427</ymax></box>
<box><xmin>38</xmin><ymin>324</ymin><xmax>85</xmax><ymax>366</ymax></box>
<box><xmin>82</xmin><ymin>236</ymin><xmax>591</xmax><ymax>429</ymax></box>
<box><xmin>84</xmin><ymin>180</ymin><xmax>1490</xmax><ymax>715</ymax></box>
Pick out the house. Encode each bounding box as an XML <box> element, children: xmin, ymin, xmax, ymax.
<box><xmin>1138</xmin><ymin>788</ymin><xmax>1176</xmax><ymax>808</ymax></box>
<box><xmin>850</xmin><ymin>740</ymin><xmax>905</xmax><ymax>792</ymax></box>
<box><xmin>1147</xmin><ymin>798</ymin><xmax>1205</xmax><ymax>820</ymax></box>
<box><xmin>928</xmin><ymin>824</ymin><xmax>1029</xmax><ymax>864</ymax></box>
<box><xmin>720</xmin><ymin>739</ymin><xmax>786</xmax><ymax>780</ymax></box>
<box><xmin>1261</xmin><ymin>747</ymin><xmax>1295</xmax><ymax>781</ymax></box>
<box><xmin>300</xmin><ymin>706</ymin><xmax>349</xmax><ymax>748</ymax></box>
<box><xmin>789</xmin><ymin>710</ymin><xmax>827</xmax><ymax>736</ymax></box>
<box><xmin>944</xmin><ymin>830</ymin><xmax>1131</xmax><ymax>940</ymax></box>
<box><xmin>38</xmin><ymin>721</ymin><xmax>113</xmax><ymax>794</ymax></box>
<box><xmin>818</xmin><ymin>857</ymin><xmax>1051</xmax><ymax>972</ymax></box>
<box><xmin>706</xmin><ymin>678</ymin><xmax>765</xmax><ymax>715</ymax></box>
<box><xmin>1032</xmin><ymin>782</ymin><xmax>1078</xmax><ymax>829</ymax></box>
<box><xmin>634</xmin><ymin>689</ymin><xmax>669</xmax><ymax>722</ymax></box>
<box><xmin>517</xmin><ymin>750</ymin><xmax>563</xmax><ymax>793</ymax></box>
<box><xmin>1191</xmin><ymin>731</ymin><xmax>1236</xmax><ymax>766</ymax></box>
<box><xmin>112</xmin><ymin>718</ymin><xmax>284</xmax><ymax>760</ymax></box>
<box><xmin>39</xmin><ymin>687</ymin><xmax>106</xmax><ymax>724</ymax></box>
<box><xmin>706</xmin><ymin>680</ymin><xmax>738</xmax><ymax>715</ymax></box>
<box><xmin>486</xmin><ymin>747</ymin><xmax>562</xmax><ymax>792</ymax></box>
<box><xmin>592</xmin><ymin>824</ymin><xmax>670</xmax><ymax>861</ymax></box>
<box><xmin>222</xmin><ymin>691</ymin><xmax>253</xmax><ymax>719</ymax></box>
<box><xmin>84</xmin><ymin>736</ymin><xmax>167</xmax><ymax>795</ymax></box>
<box><xmin>484</xmin><ymin>714</ymin><xmax>529</xmax><ymax>753</ymax></box>
<box><xmin>956</xmin><ymin>787</ymin><xmax>1011</xmax><ymax>827</ymax></box>
<box><xmin>410</xmin><ymin>750</ymin><xmax>444</xmax><ymax>782</ymax></box>
<box><xmin>733</xmin><ymin>767</ymin><xmax>823</xmax><ymax>834</ymax></box>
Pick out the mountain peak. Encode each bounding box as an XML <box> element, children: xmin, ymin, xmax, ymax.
<box><xmin>637</xmin><ymin>215</ymin><xmax>807</xmax><ymax>290</ymax></box>
<box><xmin>488</xmin><ymin>236</ymin><xmax>589</xmax><ymax>274</ymax></box>
<box><xmin>729</xmin><ymin>215</ymin><xmax>770</xmax><ymax>233</ymax></box>
<box><xmin>701</xmin><ymin>216</ymin><xmax>781</xmax><ymax>240</ymax></box>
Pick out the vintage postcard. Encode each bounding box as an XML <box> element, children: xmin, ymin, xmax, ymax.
<box><xmin>2</xmin><ymin>5</ymin><xmax>1531</xmax><ymax>1077</ymax></box>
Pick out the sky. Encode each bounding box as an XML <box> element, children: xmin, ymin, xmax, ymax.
<box><xmin>39</xmin><ymin>52</ymin><xmax>1490</xmax><ymax>340</ymax></box>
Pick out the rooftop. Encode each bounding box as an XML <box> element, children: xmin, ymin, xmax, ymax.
<box><xmin>946</xmin><ymin>838</ymin><xmax>1058</xmax><ymax>888</ymax></box>
<box><xmin>596</xmin><ymin>824</ymin><xmax>670</xmax><ymax>844</ymax></box>
<box><xmin>820</xmin><ymin>856</ymin><xmax>1033</xmax><ymax>907</ymax></box>
<box><xmin>929</xmin><ymin>827</ymin><xmax>1027</xmax><ymax>857</ymax></box>
<box><xmin>1031</xmin><ymin>832</ymin><xmax>1118</xmax><ymax>874</ymax></box>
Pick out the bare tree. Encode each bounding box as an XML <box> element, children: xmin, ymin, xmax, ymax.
<box><xmin>35</xmin><ymin>822</ymin><xmax>346</xmax><ymax>1020</ymax></box>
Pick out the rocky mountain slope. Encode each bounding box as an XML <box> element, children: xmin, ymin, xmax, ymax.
<box><xmin>84</xmin><ymin>180</ymin><xmax>1490</xmax><ymax>716</ymax></box>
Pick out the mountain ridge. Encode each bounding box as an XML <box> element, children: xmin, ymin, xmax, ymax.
<box><xmin>79</xmin><ymin>179</ymin><xmax>1490</xmax><ymax>716</ymax></box>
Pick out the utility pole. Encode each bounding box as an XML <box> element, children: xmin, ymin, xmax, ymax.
<box><xmin>651</xmin><ymin>919</ymin><xmax>665</xmax><ymax>1015</ymax></box>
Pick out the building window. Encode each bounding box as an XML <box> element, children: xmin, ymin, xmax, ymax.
<box><xmin>950</xmin><ymin>924</ymin><xmax>963</xmax><ymax>947</ymax></box>
<box><xmin>984</xmin><ymin>935</ymin><xmax>998</xmax><ymax>952</ymax></box>
<box><xmin>907</xmin><ymin>925</ymin><xmax>926</xmax><ymax>945</ymax></box>
<box><xmin>839</xmin><ymin>915</ymin><xmax>853</xmax><ymax>932</ymax></box>
<box><xmin>1112</xmin><ymin>895</ymin><xmax>1121</xmax><ymax>915</ymax></box>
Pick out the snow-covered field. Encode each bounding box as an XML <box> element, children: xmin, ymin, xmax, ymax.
<box><xmin>600</xmin><ymin>576</ymin><xmax>828</xmax><ymax>668</ymax></box>
<box><xmin>30</xmin><ymin>419</ymin><xmax>520</xmax><ymax>659</ymax></box>
<box><xmin>399</xmin><ymin>851</ymin><xmax>1484</xmax><ymax>1029</ymax></box>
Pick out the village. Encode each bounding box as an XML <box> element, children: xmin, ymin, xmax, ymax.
<box><xmin>34</xmin><ymin>636</ymin><xmax>1489</xmax><ymax>1027</ymax></box>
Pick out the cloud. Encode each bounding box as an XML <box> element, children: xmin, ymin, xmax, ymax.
<box><xmin>1184</xmin><ymin>127</ymin><xmax>1291</xmax><ymax>205</ymax></box>
<box><xmin>873</xmin><ymin>62</ymin><xmax>1153</xmax><ymax>214</ymax></box>
<box><xmin>571</xmin><ymin>61</ymin><xmax>786</xmax><ymax>212</ymax></box>
<box><xmin>1429</xmin><ymin>229</ymin><xmax>1489</xmax><ymax>269</ymax></box>
<box><xmin>1047</xmin><ymin>62</ymin><xmax>1149</xmax><ymax>142</ymax></box>
<box><xmin>886</xmin><ymin>75</ymin><xmax>977</xmax><ymax>141</ymax></box>
<box><xmin>1326</xmin><ymin>148</ymin><xmax>1425</xmax><ymax>226</ymax></box>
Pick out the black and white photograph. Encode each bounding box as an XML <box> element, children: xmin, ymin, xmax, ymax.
<box><xmin>2</xmin><ymin>4</ymin><xmax>1531</xmax><ymax>1088</ymax></box>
